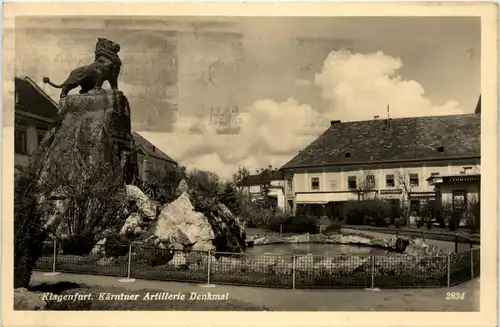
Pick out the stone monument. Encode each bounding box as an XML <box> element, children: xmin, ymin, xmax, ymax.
<box><xmin>34</xmin><ymin>37</ymin><xmax>137</xmax><ymax>251</ymax></box>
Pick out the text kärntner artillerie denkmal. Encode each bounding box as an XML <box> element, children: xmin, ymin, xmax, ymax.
<box><xmin>41</xmin><ymin>292</ymin><xmax>230</xmax><ymax>302</ymax></box>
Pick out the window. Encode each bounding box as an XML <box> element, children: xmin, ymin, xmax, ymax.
<box><xmin>430</xmin><ymin>172</ymin><xmax>439</xmax><ymax>177</ymax></box>
<box><xmin>348</xmin><ymin>176</ymin><xmax>357</xmax><ymax>189</ymax></box>
<box><xmin>366</xmin><ymin>175</ymin><xmax>376</xmax><ymax>188</ymax></box>
<box><xmin>452</xmin><ymin>190</ymin><xmax>467</xmax><ymax>211</ymax></box>
<box><xmin>311</xmin><ymin>177</ymin><xmax>320</xmax><ymax>190</ymax></box>
<box><xmin>345</xmin><ymin>152</ymin><xmax>351</xmax><ymax>159</ymax></box>
<box><xmin>15</xmin><ymin>91</ymin><xmax>19</xmax><ymax>104</ymax></box>
<box><xmin>386</xmin><ymin>174</ymin><xmax>395</xmax><ymax>187</ymax></box>
<box><xmin>14</xmin><ymin>129</ymin><xmax>27</xmax><ymax>154</ymax></box>
<box><xmin>286</xmin><ymin>179</ymin><xmax>293</xmax><ymax>191</ymax></box>
<box><xmin>437</xmin><ymin>146</ymin><xmax>444</xmax><ymax>153</ymax></box>
<box><xmin>409</xmin><ymin>173</ymin><xmax>419</xmax><ymax>187</ymax></box>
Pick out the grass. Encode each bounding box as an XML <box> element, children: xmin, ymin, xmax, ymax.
<box><xmin>25</xmin><ymin>281</ymin><xmax>269</xmax><ymax>311</ymax></box>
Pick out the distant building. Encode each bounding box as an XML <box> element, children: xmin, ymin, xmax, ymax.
<box><xmin>14</xmin><ymin>76</ymin><xmax>178</xmax><ymax>183</ymax></box>
<box><xmin>279</xmin><ymin>112</ymin><xmax>481</xmax><ymax>221</ymax></box>
<box><xmin>14</xmin><ymin>76</ymin><xmax>59</xmax><ymax>167</ymax></box>
<box><xmin>132</xmin><ymin>132</ymin><xmax>178</xmax><ymax>183</ymax></box>
<box><xmin>239</xmin><ymin>168</ymin><xmax>285</xmax><ymax>210</ymax></box>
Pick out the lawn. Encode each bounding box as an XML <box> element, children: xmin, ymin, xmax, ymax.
<box><xmin>25</xmin><ymin>281</ymin><xmax>269</xmax><ymax>310</ymax></box>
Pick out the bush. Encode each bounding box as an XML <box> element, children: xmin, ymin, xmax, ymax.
<box><xmin>104</xmin><ymin>235</ymin><xmax>130</xmax><ymax>258</ymax></box>
<box><xmin>344</xmin><ymin>199</ymin><xmax>391</xmax><ymax>227</ymax></box>
<box><xmin>448</xmin><ymin>210</ymin><xmax>462</xmax><ymax>231</ymax></box>
<box><xmin>59</xmin><ymin>235</ymin><xmax>95</xmax><ymax>255</ymax></box>
<box><xmin>14</xmin><ymin>165</ymin><xmax>47</xmax><ymax>288</ymax></box>
<box><xmin>267</xmin><ymin>214</ymin><xmax>320</xmax><ymax>234</ymax></box>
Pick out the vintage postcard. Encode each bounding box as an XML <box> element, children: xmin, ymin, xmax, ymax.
<box><xmin>2</xmin><ymin>2</ymin><xmax>498</xmax><ymax>327</ymax></box>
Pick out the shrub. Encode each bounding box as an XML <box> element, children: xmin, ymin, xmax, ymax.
<box><xmin>104</xmin><ymin>235</ymin><xmax>130</xmax><ymax>258</ymax></box>
<box><xmin>448</xmin><ymin>210</ymin><xmax>462</xmax><ymax>231</ymax></box>
<box><xmin>344</xmin><ymin>199</ymin><xmax>391</xmax><ymax>227</ymax></box>
<box><xmin>268</xmin><ymin>214</ymin><xmax>320</xmax><ymax>234</ymax></box>
<box><xmin>14</xmin><ymin>165</ymin><xmax>47</xmax><ymax>288</ymax></box>
<box><xmin>59</xmin><ymin>235</ymin><xmax>95</xmax><ymax>255</ymax></box>
<box><xmin>134</xmin><ymin>247</ymin><xmax>174</xmax><ymax>267</ymax></box>
<box><xmin>470</xmin><ymin>200</ymin><xmax>480</xmax><ymax>233</ymax></box>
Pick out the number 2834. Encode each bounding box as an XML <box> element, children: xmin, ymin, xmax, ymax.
<box><xmin>446</xmin><ymin>292</ymin><xmax>465</xmax><ymax>300</ymax></box>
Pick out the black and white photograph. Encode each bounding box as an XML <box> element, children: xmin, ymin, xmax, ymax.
<box><xmin>2</xmin><ymin>2</ymin><xmax>498</xmax><ymax>326</ymax></box>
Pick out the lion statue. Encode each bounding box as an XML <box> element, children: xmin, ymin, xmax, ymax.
<box><xmin>43</xmin><ymin>37</ymin><xmax>122</xmax><ymax>98</ymax></box>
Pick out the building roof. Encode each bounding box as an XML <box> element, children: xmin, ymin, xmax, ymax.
<box><xmin>132</xmin><ymin>132</ymin><xmax>178</xmax><ymax>164</ymax></box>
<box><xmin>15</xmin><ymin>76</ymin><xmax>59</xmax><ymax>120</ymax></box>
<box><xmin>239</xmin><ymin>168</ymin><xmax>284</xmax><ymax>186</ymax></box>
<box><xmin>281</xmin><ymin>113</ymin><xmax>480</xmax><ymax>170</ymax></box>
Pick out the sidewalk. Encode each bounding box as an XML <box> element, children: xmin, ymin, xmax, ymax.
<box><xmin>32</xmin><ymin>272</ymin><xmax>479</xmax><ymax>311</ymax></box>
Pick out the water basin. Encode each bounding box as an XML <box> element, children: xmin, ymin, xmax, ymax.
<box><xmin>245</xmin><ymin>243</ymin><xmax>389</xmax><ymax>256</ymax></box>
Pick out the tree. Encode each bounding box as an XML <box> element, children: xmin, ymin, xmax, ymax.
<box><xmin>219</xmin><ymin>181</ymin><xmax>240</xmax><ymax>215</ymax></box>
<box><xmin>395</xmin><ymin>171</ymin><xmax>414</xmax><ymax>226</ymax></box>
<box><xmin>186</xmin><ymin>169</ymin><xmax>221</xmax><ymax>198</ymax></box>
<box><xmin>156</xmin><ymin>165</ymin><xmax>187</xmax><ymax>203</ymax></box>
<box><xmin>353</xmin><ymin>170</ymin><xmax>376</xmax><ymax>201</ymax></box>
<box><xmin>232</xmin><ymin>166</ymin><xmax>250</xmax><ymax>193</ymax></box>
<box><xmin>14</xmin><ymin>164</ymin><xmax>47</xmax><ymax>288</ymax></box>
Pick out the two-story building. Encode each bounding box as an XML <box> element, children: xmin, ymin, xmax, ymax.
<box><xmin>14</xmin><ymin>76</ymin><xmax>59</xmax><ymax>167</ymax></box>
<box><xmin>132</xmin><ymin>132</ymin><xmax>178</xmax><ymax>183</ymax></box>
<box><xmin>14</xmin><ymin>76</ymin><xmax>178</xmax><ymax>182</ymax></box>
<box><xmin>279</xmin><ymin>111</ymin><xmax>481</xmax><ymax>222</ymax></box>
<box><xmin>238</xmin><ymin>168</ymin><xmax>285</xmax><ymax>210</ymax></box>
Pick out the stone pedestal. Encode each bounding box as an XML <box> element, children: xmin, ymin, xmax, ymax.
<box><xmin>33</xmin><ymin>88</ymin><xmax>134</xmax><ymax>243</ymax></box>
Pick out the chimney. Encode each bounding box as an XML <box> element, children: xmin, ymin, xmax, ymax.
<box><xmin>330</xmin><ymin>120</ymin><xmax>341</xmax><ymax>126</ymax></box>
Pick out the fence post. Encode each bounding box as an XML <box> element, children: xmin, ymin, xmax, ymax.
<box><xmin>470</xmin><ymin>249</ymin><xmax>474</xmax><ymax>279</ymax></box>
<box><xmin>454</xmin><ymin>234</ymin><xmax>458</xmax><ymax>253</ymax></box>
<box><xmin>371</xmin><ymin>256</ymin><xmax>375</xmax><ymax>289</ymax></box>
<box><xmin>447</xmin><ymin>253</ymin><xmax>451</xmax><ymax>288</ymax></box>
<box><xmin>292</xmin><ymin>254</ymin><xmax>296</xmax><ymax>289</ymax></box>
<box><xmin>207</xmin><ymin>250</ymin><xmax>211</xmax><ymax>284</ymax></box>
<box><xmin>118</xmin><ymin>243</ymin><xmax>135</xmax><ymax>283</ymax></box>
<box><xmin>280</xmin><ymin>224</ymin><xmax>283</xmax><ymax>238</ymax></box>
<box><xmin>44</xmin><ymin>238</ymin><xmax>60</xmax><ymax>276</ymax></box>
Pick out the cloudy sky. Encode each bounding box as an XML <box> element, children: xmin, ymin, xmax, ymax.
<box><xmin>15</xmin><ymin>17</ymin><xmax>480</xmax><ymax>178</ymax></box>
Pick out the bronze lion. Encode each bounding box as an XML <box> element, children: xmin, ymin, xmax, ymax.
<box><xmin>43</xmin><ymin>37</ymin><xmax>122</xmax><ymax>98</ymax></box>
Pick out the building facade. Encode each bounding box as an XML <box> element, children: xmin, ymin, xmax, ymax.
<box><xmin>239</xmin><ymin>168</ymin><xmax>286</xmax><ymax>210</ymax></box>
<box><xmin>279</xmin><ymin>112</ymin><xmax>481</xmax><ymax>221</ymax></box>
<box><xmin>14</xmin><ymin>76</ymin><xmax>59</xmax><ymax>167</ymax></box>
<box><xmin>132</xmin><ymin>132</ymin><xmax>178</xmax><ymax>183</ymax></box>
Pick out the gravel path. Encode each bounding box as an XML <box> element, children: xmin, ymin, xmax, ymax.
<box><xmin>32</xmin><ymin>272</ymin><xmax>479</xmax><ymax>311</ymax></box>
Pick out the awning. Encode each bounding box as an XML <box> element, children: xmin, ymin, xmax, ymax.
<box><xmin>296</xmin><ymin>192</ymin><xmax>355</xmax><ymax>203</ymax></box>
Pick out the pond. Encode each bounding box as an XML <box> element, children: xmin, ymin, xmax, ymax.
<box><xmin>244</xmin><ymin>243</ymin><xmax>389</xmax><ymax>257</ymax></box>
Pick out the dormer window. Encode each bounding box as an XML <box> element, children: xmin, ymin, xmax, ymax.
<box><xmin>437</xmin><ymin>146</ymin><xmax>444</xmax><ymax>153</ymax></box>
<box><xmin>345</xmin><ymin>152</ymin><xmax>351</xmax><ymax>159</ymax></box>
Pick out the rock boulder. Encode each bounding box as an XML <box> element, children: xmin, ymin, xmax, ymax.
<box><xmin>14</xmin><ymin>288</ymin><xmax>46</xmax><ymax>310</ymax></box>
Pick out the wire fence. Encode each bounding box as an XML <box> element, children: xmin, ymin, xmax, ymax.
<box><xmin>35</xmin><ymin>239</ymin><xmax>480</xmax><ymax>289</ymax></box>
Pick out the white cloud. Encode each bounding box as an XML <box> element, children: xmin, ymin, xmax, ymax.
<box><xmin>139</xmin><ymin>98</ymin><xmax>326</xmax><ymax>179</ymax></box>
<box><xmin>139</xmin><ymin>50</ymin><xmax>465</xmax><ymax>179</ymax></box>
<box><xmin>314</xmin><ymin>50</ymin><xmax>464</xmax><ymax>120</ymax></box>
<box><xmin>294</xmin><ymin>78</ymin><xmax>313</xmax><ymax>87</ymax></box>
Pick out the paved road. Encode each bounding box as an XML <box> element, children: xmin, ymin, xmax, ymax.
<box><xmin>32</xmin><ymin>272</ymin><xmax>479</xmax><ymax>311</ymax></box>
